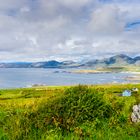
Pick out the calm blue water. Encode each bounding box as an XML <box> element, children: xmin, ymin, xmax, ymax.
<box><xmin>0</xmin><ymin>68</ymin><xmax>135</xmax><ymax>89</ymax></box>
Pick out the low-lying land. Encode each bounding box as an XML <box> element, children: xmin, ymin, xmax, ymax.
<box><xmin>71</xmin><ymin>66</ymin><xmax>140</xmax><ymax>74</ymax></box>
<box><xmin>72</xmin><ymin>66</ymin><xmax>140</xmax><ymax>82</ymax></box>
<box><xmin>0</xmin><ymin>84</ymin><xmax>140</xmax><ymax>140</ymax></box>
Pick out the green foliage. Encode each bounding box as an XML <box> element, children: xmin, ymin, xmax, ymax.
<box><xmin>37</xmin><ymin>85</ymin><xmax>114</xmax><ymax>129</ymax></box>
<box><xmin>0</xmin><ymin>84</ymin><xmax>140</xmax><ymax>139</ymax></box>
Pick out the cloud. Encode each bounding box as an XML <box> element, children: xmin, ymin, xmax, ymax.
<box><xmin>0</xmin><ymin>0</ymin><xmax>26</xmax><ymax>10</ymax></box>
<box><xmin>57</xmin><ymin>0</ymin><xmax>92</xmax><ymax>8</ymax></box>
<box><xmin>88</xmin><ymin>5</ymin><xmax>125</xmax><ymax>35</ymax></box>
<box><xmin>0</xmin><ymin>0</ymin><xmax>139</xmax><ymax>61</ymax></box>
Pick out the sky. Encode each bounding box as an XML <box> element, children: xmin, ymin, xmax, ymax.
<box><xmin>0</xmin><ymin>0</ymin><xmax>140</xmax><ymax>62</ymax></box>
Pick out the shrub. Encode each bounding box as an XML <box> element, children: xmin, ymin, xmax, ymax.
<box><xmin>18</xmin><ymin>85</ymin><xmax>115</xmax><ymax>138</ymax></box>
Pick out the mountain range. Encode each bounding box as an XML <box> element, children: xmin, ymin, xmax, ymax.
<box><xmin>0</xmin><ymin>54</ymin><xmax>140</xmax><ymax>68</ymax></box>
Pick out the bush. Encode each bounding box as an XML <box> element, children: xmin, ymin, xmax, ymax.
<box><xmin>18</xmin><ymin>85</ymin><xmax>114</xmax><ymax>138</ymax></box>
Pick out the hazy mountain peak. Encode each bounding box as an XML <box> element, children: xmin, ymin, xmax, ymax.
<box><xmin>0</xmin><ymin>54</ymin><xmax>140</xmax><ymax>68</ymax></box>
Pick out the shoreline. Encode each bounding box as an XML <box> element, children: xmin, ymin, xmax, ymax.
<box><xmin>1</xmin><ymin>83</ymin><xmax>140</xmax><ymax>90</ymax></box>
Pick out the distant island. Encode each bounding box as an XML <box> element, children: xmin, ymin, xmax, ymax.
<box><xmin>1</xmin><ymin>54</ymin><xmax>140</xmax><ymax>68</ymax></box>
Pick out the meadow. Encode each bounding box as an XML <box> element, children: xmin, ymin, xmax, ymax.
<box><xmin>0</xmin><ymin>84</ymin><xmax>140</xmax><ymax>140</ymax></box>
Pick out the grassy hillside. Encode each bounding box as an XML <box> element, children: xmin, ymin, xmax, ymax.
<box><xmin>0</xmin><ymin>84</ymin><xmax>140</xmax><ymax>140</ymax></box>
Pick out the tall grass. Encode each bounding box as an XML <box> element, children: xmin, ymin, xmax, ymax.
<box><xmin>0</xmin><ymin>85</ymin><xmax>140</xmax><ymax>139</ymax></box>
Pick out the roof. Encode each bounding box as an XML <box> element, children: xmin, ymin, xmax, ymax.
<box><xmin>122</xmin><ymin>90</ymin><xmax>131</xmax><ymax>97</ymax></box>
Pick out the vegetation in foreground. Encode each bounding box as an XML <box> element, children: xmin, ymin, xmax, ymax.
<box><xmin>0</xmin><ymin>84</ymin><xmax>140</xmax><ymax>140</ymax></box>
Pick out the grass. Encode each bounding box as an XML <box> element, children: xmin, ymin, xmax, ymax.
<box><xmin>0</xmin><ymin>84</ymin><xmax>140</xmax><ymax>139</ymax></box>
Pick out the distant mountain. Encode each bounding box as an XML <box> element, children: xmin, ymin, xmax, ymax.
<box><xmin>104</xmin><ymin>54</ymin><xmax>135</xmax><ymax>65</ymax></box>
<box><xmin>133</xmin><ymin>56</ymin><xmax>140</xmax><ymax>61</ymax></box>
<box><xmin>31</xmin><ymin>60</ymin><xmax>63</xmax><ymax>68</ymax></box>
<box><xmin>0</xmin><ymin>54</ymin><xmax>140</xmax><ymax>68</ymax></box>
<box><xmin>81</xmin><ymin>54</ymin><xmax>135</xmax><ymax>67</ymax></box>
<box><xmin>0</xmin><ymin>62</ymin><xmax>32</xmax><ymax>68</ymax></box>
<box><xmin>0</xmin><ymin>60</ymin><xmax>78</xmax><ymax>68</ymax></box>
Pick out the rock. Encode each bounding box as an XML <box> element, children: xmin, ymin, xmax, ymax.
<box><xmin>131</xmin><ymin>104</ymin><xmax>140</xmax><ymax>123</ymax></box>
<box><xmin>132</xmin><ymin>88</ymin><xmax>139</xmax><ymax>92</ymax></box>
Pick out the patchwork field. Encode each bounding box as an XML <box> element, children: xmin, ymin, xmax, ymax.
<box><xmin>0</xmin><ymin>84</ymin><xmax>140</xmax><ymax>140</ymax></box>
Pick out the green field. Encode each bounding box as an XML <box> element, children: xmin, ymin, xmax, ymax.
<box><xmin>0</xmin><ymin>84</ymin><xmax>140</xmax><ymax>140</ymax></box>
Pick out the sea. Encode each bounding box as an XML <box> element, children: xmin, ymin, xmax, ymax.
<box><xmin>0</xmin><ymin>68</ymin><xmax>136</xmax><ymax>89</ymax></box>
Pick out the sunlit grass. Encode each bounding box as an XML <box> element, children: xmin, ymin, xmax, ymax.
<box><xmin>0</xmin><ymin>84</ymin><xmax>140</xmax><ymax>139</ymax></box>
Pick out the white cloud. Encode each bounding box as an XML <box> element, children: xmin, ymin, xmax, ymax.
<box><xmin>0</xmin><ymin>0</ymin><xmax>26</xmax><ymax>10</ymax></box>
<box><xmin>0</xmin><ymin>0</ymin><xmax>139</xmax><ymax>61</ymax></box>
<box><xmin>20</xmin><ymin>6</ymin><xmax>30</xmax><ymax>13</ymax></box>
<box><xmin>88</xmin><ymin>5</ymin><xmax>125</xmax><ymax>35</ymax></box>
<box><xmin>57</xmin><ymin>0</ymin><xmax>92</xmax><ymax>8</ymax></box>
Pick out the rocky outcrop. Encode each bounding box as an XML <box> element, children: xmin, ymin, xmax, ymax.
<box><xmin>131</xmin><ymin>104</ymin><xmax>140</xmax><ymax>123</ymax></box>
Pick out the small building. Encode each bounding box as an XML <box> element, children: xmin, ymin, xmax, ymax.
<box><xmin>122</xmin><ymin>90</ymin><xmax>132</xmax><ymax>97</ymax></box>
